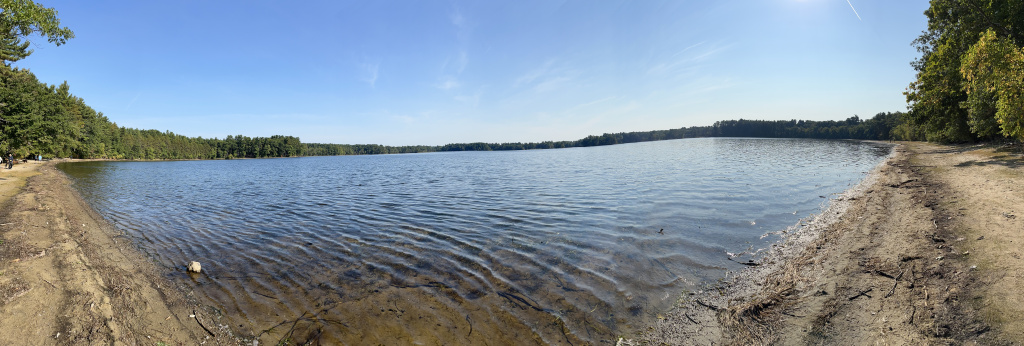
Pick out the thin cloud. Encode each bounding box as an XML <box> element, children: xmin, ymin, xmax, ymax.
<box><xmin>456</xmin><ymin>50</ymin><xmax>468</xmax><ymax>74</ymax></box>
<box><xmin>441</xmin><ymin>51</ymin><xmax>469</xmax><ymax>75</ymax></box>
<box><xmin>533</xmin><ymin>76</ymin><xmax>571</xmax><ymax>93</ymax></box>
<box><xmin>558</xmin><ymin>96</ymin><xmax>621</xmax><ymax>115</ymax></box>
<box><xmin>450</xmin><ymin>9</ymin><xmax>467</xmax><ymax>32</ymax></box>
<box><xmin>672</xmin><ymin>41</ymin><xmax>707</xmax><ymax>57</ymax></box>
<box><xmin>573</xmin><ymin>96</ymin><xmax>618</xmax><ymax>109</ymax></box>
<box><xmin>514</xmin><ymin>59</ymin><xmax>576</xmax><ymax>92</ymax></box>
<box><xmin>360</xmin><ymin>62</ymin><xmax>379</xmax><ymax>88</ymax></box>
<box><xmin>438</xmin><ymin>8</ymin><xmax>470</xmax><ymax>88</ymax></box>
<box><xmin>679</xmin><ymin>76</ymin><xmax>737</xmax><ymax>96</ymax></box>
<box><xmin>845</xmin><ymin>0</ymin><xmax>862</xmax><ymax>21</ymax></box>
<box><xmin>450</xmin><ymin>8</ymin><xmax>470</xmax><ymax>72</ymax></box>
<box><xmin>125</xmin><ymin>92</ymin><xmax>141</xmax><ymax>110</ymax></box>
<box><xmin>513</xmin><ymin>66</ymin><xmax>547</xmax><ymax>87</ymax></box>
<box><xmin>454</xmin><ymin>88</ymin><xmax>484</xmax><ymax>107</ymax></box>
<box><xmin>435</xmin><ymin>76</ymin><xmax>461</xmax><ymax>90</ymax></box>
<box><xmin>393</xmin><ymin>115</ymin><xmax>416</xmax><ymax>125</ymax></box>
<box><xmin>647</xmin><ymin>43</ymin><xmax>732</xmax><ymax>76</ymax></box>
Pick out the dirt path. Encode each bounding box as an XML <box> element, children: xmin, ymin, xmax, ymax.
<box><xmin>0</xmin><ymin>161</ymin><xmax>243</xmax><ymax>345</ymax></box>
<box><xmin>632</xmin><ymin>142</ymin><xmax>1022</xmax><ymax>345</ymax></box>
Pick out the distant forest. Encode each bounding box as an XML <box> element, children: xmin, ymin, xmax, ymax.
<box><xmin>303</xmin><ymin>112</ymin><xmax>911</xmax><ymax>156</ymax></box>
<box><xmin>3</xmin><ymin>0</ymin><xmax>1022</xmax><ymax>160</ymax></box>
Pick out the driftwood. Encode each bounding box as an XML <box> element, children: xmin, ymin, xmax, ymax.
<box><xmin>193</xmin><ymin>310</ymin><xmax>216</xmax><ymax>337</ymax></box>
<box><xmin>727</xmin><ymin>257</ymin><xmax>760</xmax><ymax>266</ymax></box>
<box><xmin>848</xmin><ymin>287</ymin><xmax>874</xmax><ymax>301</ymax></box>
<box><xmin>694</xmin><ymin>299</ymin><xmax>721</xmax><ymax>311</ymax></box>
<box><xmin>884</xmin><ymin>269</ymin><xmax>906</xmax><ymax>298</ymax></box>
<box><xmin>38</xmin><ymin>276</ymin><xmax>57</xmax><ymax>289</ymax></box>
<box><xmin>684</xmin><ymin>313</ymin><xmax>698</xmax><ymax>324</ymax></box>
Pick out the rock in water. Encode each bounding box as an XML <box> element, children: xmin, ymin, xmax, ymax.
<box><xmin>187</xmin><ymin>261</ymin><xmax>202</xmax><ymax>273</ymax></box>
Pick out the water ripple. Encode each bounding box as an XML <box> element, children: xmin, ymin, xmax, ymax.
<box><xmin>60</xmin><ymin>138</ymin><xmax>891</xmax><ymax>344</ymax></box>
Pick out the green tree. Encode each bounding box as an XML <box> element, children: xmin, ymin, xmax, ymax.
<box><xmin>961</xmin><ymin>29</ymin><xmax>1024</xmax><ymax>142</ymax></box>
<box><xmin>0</xmin><ymin>32</ymin><xmax>28</xmax><ymax>63</ymax></box>
<box><xmin>0</xmin><ymin>0</ymin><xmax>74</xmax><ymax>64</ymax></box>
<box><xmin>905</xmin><ymin>0</ymin><xmax>1024</xmax><ymax>143</ymax></box>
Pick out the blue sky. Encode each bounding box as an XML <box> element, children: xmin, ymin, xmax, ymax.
<box><xmin>19</xmin><ymin>0</ymin><xmax>929</xmax><ymax>145</ymax></box>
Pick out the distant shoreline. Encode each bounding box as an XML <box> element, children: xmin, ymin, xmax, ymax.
<box><xmin>50</xmin><ymin>136</ymin><xmax>896</xmax><ymax>163</ymax></box>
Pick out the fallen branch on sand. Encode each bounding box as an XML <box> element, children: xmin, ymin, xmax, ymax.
<box><xmin>38</xmin><ymin>276</ymin><xmax>57</xmax><ymax>289</ymax></box>
<box><xmin>872</xmin><ymin>270</ymin><xmax>896</xmax><ymax>279</ymax></box>
<box><xmin>848</xmin><ymin>287</ymin><xmax>874</xmax><ymax>301</ymax></box>
<box><xmin>193</xmin><ymin>310</ymin><xmax>216</xmax><ymax>337</ymax></box>
<box><xmin>694</xmin><ymin>299</ymin><xmax>721</xmax><ymax>311</ymax></box>
<box><xmin>884</xmin><ymin>269</ymin><xmax>906</xmax><ymax>298</ymax></box>
<box><xmin>727</xmin><ymin>257</ymin><xmax>760</xmax><ymax>266</ymax></box>
<box><xmin>684</xmin><ymin>313</ymin><xmax>698</xmax><ymax>324</ymax></box>
<box><xmin>781</xmin><ymin>311</ymin><xmax>806</xmax><ymax>318</ymax></box>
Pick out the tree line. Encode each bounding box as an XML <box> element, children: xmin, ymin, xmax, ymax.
<box><xmin>298</xmin><ymin>112</ymin><xmax>913</xmax><ymax>155</ymax></box>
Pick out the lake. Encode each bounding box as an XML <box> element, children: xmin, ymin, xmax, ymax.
<box><xmin>59</xmin><ymin>137</ymin><xmax>892</xmax><ymax>344</ymax></box>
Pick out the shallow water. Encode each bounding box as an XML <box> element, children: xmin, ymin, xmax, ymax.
<box><xmin>60</xmin><ymin>138</ymin><xmax>891</xmax><ymax>344</ymax></box>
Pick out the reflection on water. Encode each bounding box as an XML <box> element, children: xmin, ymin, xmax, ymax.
<box><xmin>59</xmin><ymin>138</ymin><xmax>891</xmax><ymax>344</ymax></box>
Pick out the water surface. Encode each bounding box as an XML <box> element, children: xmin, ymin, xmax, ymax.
<box><xmin>60</xmin><ymin>138</ymin><xmax>891</xmax><ymax>344</ymax></box>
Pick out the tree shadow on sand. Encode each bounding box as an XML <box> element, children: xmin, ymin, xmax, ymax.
<box><xmin>921</xmin><ymin>141</ymin><xmax>1024</xmax><ymax>169</ymax></box>
<box><xmin>954</xmin><ymin>152</ymin><xmax>1024</xmax><ymax>169</ymax></box>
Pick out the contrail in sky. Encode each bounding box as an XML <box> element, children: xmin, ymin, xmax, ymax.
<box><xmin>845</xmin><ymin>0</ymin><xmax>862</xmax><ymax>21</ymax></box>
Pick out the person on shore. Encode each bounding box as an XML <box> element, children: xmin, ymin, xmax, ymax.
<box><xmin>5</xmin><ymin>153</ymin><xmax>12</xmax><ymax>169</ymax></box>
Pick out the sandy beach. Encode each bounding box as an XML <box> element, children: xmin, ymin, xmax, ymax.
<box><xmin>0</xmin><ymin>160</ymin><xmax>242</xmax><ymax>345</ymax></box>
<box><xmin>1</xmin><ymin>141</ymin><xmax>1021</xmax><ymax>345</ymax></box>
<box><xmin>632</xmin><ymin>142</ymin><xmax>1024</xmax><ymax>345</ymax></box>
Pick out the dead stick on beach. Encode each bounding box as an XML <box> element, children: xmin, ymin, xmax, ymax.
<box><xmin>848</xmin><ymin>287</ymin><xmax>874</xmax><ymax>301</ymax></box>
<box><xmin>885</xmin><ymin>269</ymin><xmax>906</xmax><ymax>298</ymax></box>
<box><xmin>694</xmin><ymin>299</ymin><xmax>721</xmax><ymax>311</ymax></box>
<box><xmin>39</xmin><ymin>276</ymin><xmax>57</xmax><ymax>289</ymax></box>
<box><xmin>193</xmin><ymin>310</ymin><xmax>216</xmax><ymax>337</ymax></box>
<box><xmin>684</xmin><ymin>313</ymin><xmax>699</xmax><ymax>325</ymax></box>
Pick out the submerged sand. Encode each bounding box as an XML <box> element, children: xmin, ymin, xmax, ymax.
<box><xmin>630</xmin><ymin>142</ymin><xmax>1024</xmax><ymax>345</ymax></box>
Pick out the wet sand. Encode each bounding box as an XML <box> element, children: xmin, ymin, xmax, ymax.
<box><xmin>0</xmin><ymin>161</ymin><xmax>242</xmax><ymax>345</ymax></box>
<box><xmin>628</xmin><ymin>142</ymin><xmax>1024</xmax><ymax>345</ymax></box>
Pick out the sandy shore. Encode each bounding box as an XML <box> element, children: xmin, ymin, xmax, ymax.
<box><xmin>0</xmin><ymin>161</ymin><xmax>243</xmax><ymax>345</ymax></box>
<box><xmin>630</xmin><ymin>142</ymin><xmax>1023</xmax><ymax>345</ymax></box>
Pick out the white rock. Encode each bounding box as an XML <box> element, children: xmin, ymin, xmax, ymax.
<box><xmin>187</xmin><ymin>261</ymin><xmax>202</xmax><ymax>273</ymax></box>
